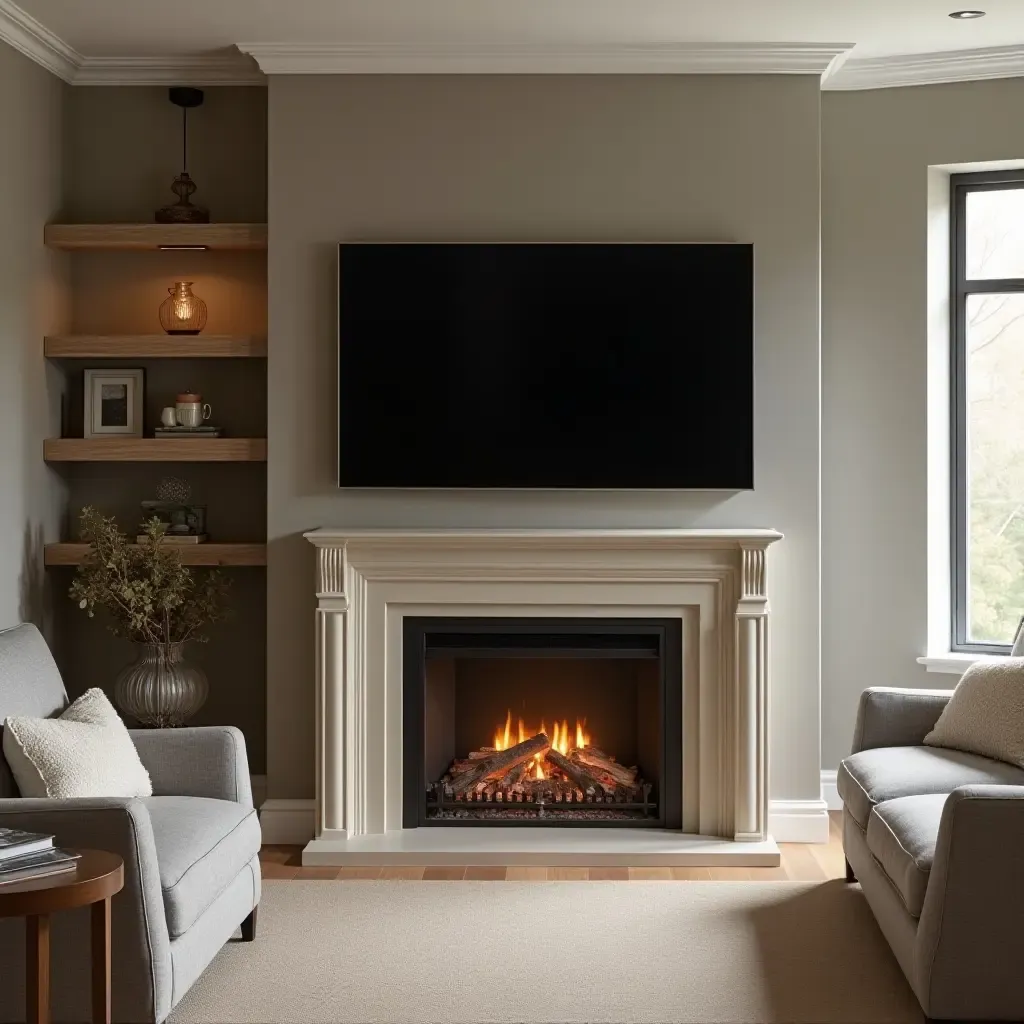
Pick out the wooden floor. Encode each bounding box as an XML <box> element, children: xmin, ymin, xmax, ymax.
<box><xmin>260</xmin><ymin>812</ymin><xmax>846</xmax><ymax>882</ymax></box>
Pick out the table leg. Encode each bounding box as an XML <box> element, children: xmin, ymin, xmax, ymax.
<box><xmin>26</xmin><ymin>914</ymin><xmax>50</xmax><ymax>1024</ymax></box>
<box><xmin>91</xmin><ymin>897</ymin><xmax>112</xmax><ymax>1024</ymax></box>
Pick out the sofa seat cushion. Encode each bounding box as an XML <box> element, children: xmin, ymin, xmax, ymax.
<box><xmin>144</xmin><ymin>796</ymin><xmax>261</xmax><ymax>938</ymax></box>
<box><xmin>837</xmin><ymin>745</ymin><xmax>1024</xmax><ymax>828</ymax></box>
<box><xmin>866</xmin><ymin>794</ymin><xmax>946</xmax><ymax>917</ymax></box>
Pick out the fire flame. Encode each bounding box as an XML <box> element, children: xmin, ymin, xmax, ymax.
<box><xmin>493</xmin><ymin>710</ymin><xmax>590</xmax><ymax>756</ymax></box>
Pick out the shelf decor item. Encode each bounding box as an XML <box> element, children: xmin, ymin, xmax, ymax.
<box><xmin>137</xmin><ymin>477</ymin><xmax>207</xmax><ymax>544</ymax></box>
<box><xmin>158</xmin><ymin>282</ymin><xmax>208</xmax><ymax>335</ymax></box>
<box><xmin>155</xmin><ymin>87</ymin><xmax>209</xmax><ymax>224</ymax></box>
<box><xmin>69</xmin><ymin>507</ymin><xmax>229</xmax><ymax>727</ymax></box>
<box><xmin>83</xmin><ymin>368</ymin><xmax>144</xmax><ymax>438</ymax></box>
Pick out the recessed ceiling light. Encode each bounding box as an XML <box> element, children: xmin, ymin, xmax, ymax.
<box><xmin>949</xmin><ymin>9</ymin><xmax>986</xmax><ymax>18</ymax></box>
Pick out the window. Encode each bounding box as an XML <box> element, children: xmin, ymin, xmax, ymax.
<box><xmin>951</xmin><ymin>171</ymin><xmax>1024</xmax><ymax>652</ymax></box>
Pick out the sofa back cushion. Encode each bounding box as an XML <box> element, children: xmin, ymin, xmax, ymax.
<box><xmin>0</xmin><ymin>623</ymin><xmax>67</xmax><ymax>797</ymax></box>
<box><xmin>925</xmin><ymin>657</ymin><xmax>1024</xmax><ymax>769</ymax></box>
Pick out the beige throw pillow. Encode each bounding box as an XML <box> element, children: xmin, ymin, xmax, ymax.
<box><xmin>2</xmin><ymin>687</ymin><xmax>152</xmax><ymax>799</ymax></box>
<box><xmin>924</xmin><ymin>658</ymin><xmax>1024</xmax><ymax>769</ymax></box>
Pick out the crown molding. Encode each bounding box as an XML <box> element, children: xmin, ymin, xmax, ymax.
<box><xmin>0</xmin><ymin>0</ymin><xmax>79</xmax><ymax>81</ymax></box>
<box><xmin>237</xmin><ymin>41</ymin><xmax>854</xmax><ymax>77</ymax></box>
<box><xmin>825</xmin><ymin>43</ymin><xmax>1024</xmax><ymax>91</ymax></box>
<box><xmin>72</xmin><ymin>53</ymin><xmax>264</xmax><ymax>86</ymax></box>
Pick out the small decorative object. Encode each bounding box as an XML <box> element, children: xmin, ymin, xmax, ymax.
<box><xmin>155</xmin><ymin>87</ymin><xmax>209</xmax><ymax>224</ymax></box>
<box><xmin>138</xmin><ymin>477</ymin><xmax>207</xmax><ymax>544</ymax></box>
<box><xmin>158</xmin><ymin>282</ymin><xmax>208</xmax><ymax>335</ymax></box>
<box><xmin>83</xmin><ymin>369</ymin><xmax>144</xmax><ymax>438</ymax></box>
<box><xmin>160</xmin><ymin>406</ymin><xmax>177</xmax><ymax>428</ymax></box>
<box><xmin>174</xmin><ymin>391</ymin><xmax>212</xmax><ymax>428</ymax></box>
<box><xmin>69</xmin><ymin>507</ymin><xmax>229</xmax><ymax>727</ymax></box>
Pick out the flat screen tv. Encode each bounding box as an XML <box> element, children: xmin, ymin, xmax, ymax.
<box><xmin>338</xmin><ymin>243</ymin><xmax>753</xmax><ymax>489</ymax></box>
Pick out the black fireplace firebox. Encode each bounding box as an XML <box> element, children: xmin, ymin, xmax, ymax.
<box><xmin>403</xmin><ymin>617</ymin><xmax>683</xmax><ymax>828</ymax></box>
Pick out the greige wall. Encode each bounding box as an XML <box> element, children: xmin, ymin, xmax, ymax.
<box><xmin>0</xmin><ymin>42</ymin><xmax>68</xmax><ymax>640</ymax></box>
<box><xmin>821</xmin><ymin>78</ymin><xmax>1024</xmax><ymax>769</ymax></box>
<box><xmin>267</xmin><ymin>75</ymin><xmax>824</xmax><ymax>805</ymax></box>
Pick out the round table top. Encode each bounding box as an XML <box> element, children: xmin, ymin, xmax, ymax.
<box><xmin>0</xmin><ymin>849</ymin><xmax>124</xmax><ymax>918</ymax></box>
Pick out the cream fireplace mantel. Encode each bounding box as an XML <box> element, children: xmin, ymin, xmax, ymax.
<box><xmin>301</xmin><ymin>528</ymin><xmax>782</xmax><ymax>866</ymax></box>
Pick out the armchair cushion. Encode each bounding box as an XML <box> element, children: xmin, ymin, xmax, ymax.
<box><xmin>866</xmin><ymin>794</ymin><xmax>945</xmax><ymax>917</ymax></box>
<box><xmin>145</xmin><ymin>796</ymin><xmax>261</xmax><ymax>938</ymax></box>
<box><xmin>838</xmin><ymin>745</ymin><xmax>1024</xmax><ymax>828</ymax></box>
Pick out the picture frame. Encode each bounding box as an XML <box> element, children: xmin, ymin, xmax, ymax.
<box><xmin>84</xmin><ymin>369</ymin><xmax>144</xmax><ymax>439</ymax></box>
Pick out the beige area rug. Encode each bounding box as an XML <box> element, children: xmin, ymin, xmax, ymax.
<box><xmin>169</xmin><ymin>880</ymin><xmax>923</xmax><ymax>1024</ymax></box>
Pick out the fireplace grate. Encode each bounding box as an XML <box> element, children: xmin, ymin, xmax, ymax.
<box><xmin>426</xmin><ymin>780</ymin><xmax>657</xmax><ymax>821</ymax></box>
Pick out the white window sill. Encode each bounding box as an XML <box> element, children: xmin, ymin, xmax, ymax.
<box><xmin>917</xmin><ymin>652</ymin><xmax>1007</xmax><ymax>674</ymax></box>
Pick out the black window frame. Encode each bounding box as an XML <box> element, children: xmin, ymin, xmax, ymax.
<box><xmin>950</xmin><ymin>169</ymin><xmax>1024</xmax><ymax>653</ymax></box>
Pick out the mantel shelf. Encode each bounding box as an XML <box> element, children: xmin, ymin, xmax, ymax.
<box><xmin>43</xmin><ymin>223</ymin><xmax>268</xmax><ymax>251</ymax></box>
<box><xmin>44</xmin><ymin>335</ymin><xmax>267</xmax><ymax>358</ymax></box>
<box><xmin>43</xmin><ymin>438</ymin><xmax>267</xmax><ymax>462</ymax></box>
<box><xmin>45</xmin><ymin>543</ymin><xmax>267</xmax><ymax>567</ymax></box>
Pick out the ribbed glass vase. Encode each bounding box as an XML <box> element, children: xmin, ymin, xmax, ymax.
<box><xmin>115</xmin><ymin>642</ymin><xmax>208</xmax><ymax>727</ymax></box>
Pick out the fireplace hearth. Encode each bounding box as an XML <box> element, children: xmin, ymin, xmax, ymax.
<box><xmin>403</xmin><ymin>618</ymin><xmax>683</xmax><ymax>828</ymax></box>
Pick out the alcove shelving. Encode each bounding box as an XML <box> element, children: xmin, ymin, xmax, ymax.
<box><xmin>45</xmin><ymin>335</ymin><xmax>267</xmax><ymax>359</ymax></box>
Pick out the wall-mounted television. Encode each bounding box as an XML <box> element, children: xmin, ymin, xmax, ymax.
<box><xmin>338</xmin><ymin>243</ymin><xmax>753</xmax><ymax>489</ymax></box>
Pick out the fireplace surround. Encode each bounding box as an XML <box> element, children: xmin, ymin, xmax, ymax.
<box><xmin>302</xmin><ymin>528</ymin><xmax>781</xmax><ymax>866</ymax></box>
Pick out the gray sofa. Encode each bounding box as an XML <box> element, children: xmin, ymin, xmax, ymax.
<box><xmin>0</xmin><ymin>623</ymin><xmax>261</xmax><ymax>1023</ymax></box>
<box><xmin>839</xmin><ymin>686</ymin><xmax>1024</xmax><ymax>1022</ymax></box>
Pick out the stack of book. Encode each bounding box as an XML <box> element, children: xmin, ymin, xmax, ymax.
<box><xmin>0</xmin><ymin>828</ymin><xmax>80</xmax><ymax>885</ymax></box>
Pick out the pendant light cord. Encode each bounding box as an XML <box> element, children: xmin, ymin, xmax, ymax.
<box><xmin>182</xmin><ymin>106</ymin><xmax>188</xmax><ymax>173</ymax></box>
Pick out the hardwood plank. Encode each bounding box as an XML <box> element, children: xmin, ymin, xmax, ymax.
<box><xmin>44</xmin><ymin>222</ymin><xmax>268</xmax><ymax>251</ymax></box>
<box><xmin>44</xmin><ymin>437</ymin><xmax>267</xmax><ymax>462</ymax></box>
<box><xmin>293</xmin><ymin>866</ymin><xmax>342</xmax><ymax>880</ymax></box>
<box><xmin>589</xmin><ymin>867</ymin><xmax>629</xmax><ymax>881</ymax></box>
<box><xmin>336</xmin><ymin>867</ymin><xmax>382</xmax><ymax>880</ymax></box>
<box><xmin>628</xmin><ymin>867</ymin><xmax>673</xmax><ymax>880</ymax></box>
<box><xmin>780</xmin><ymin>844</ymin><xmax>827</xmax><ymax>882</ymax></box>
<box><xmin>810</xmin><ymin>834</ymin><xmax>848</xmax><ymax>880</ymax></box>
<box><xmin>548</xmin><ymin>867</ymin><xmax>589</xmax><ymax>880</ymax></box>
<box><xmin>259</xmin><ymin>863</ymin><xmax>299</xmax><ymax>880</ymax></box>
<box><xmin>422</xmin><ymin>867</ymin><xmax>466</xmax><ymax>880</ymax></box>
<box><xmin>505</xmin><ymin>867</ymin><xmax>550</xmax><ymax>881</ymax></box>
<box><xmin>748</xmin><ymin>865</ymin><xmax>791</xmax><ymax>880</ymax></box>
<box><xmin>708</xmin><ymin>866</ymin><xmax>752</xmax><ymax>881</ymax></box>
<box><xmin>45</xmin><ymin>335</ymin><xmax>267</xmax><ymax>359</ymax></box>
<box><xmin>464</xmin><ymin>866</ymin><xmax>507</xmax><ymax>881</ymax></box>
<box><xmin>380</xmin><ymin>866</ymin><xmax>425</xmax><ymax>880</ymax></box>
<box><xmin>45</xmin><ymin>543</ymin><xmax>267</xmax><ymax>567</ymax></box>
<box><xmin>259</xmin><ymin>845</ymin><xmax>303</xmax><ymax>866</ymax></box>
<box><xmin>670</xmin><ymin>867</ymin><xmax>712</xmax><ymax>880</ymax></box>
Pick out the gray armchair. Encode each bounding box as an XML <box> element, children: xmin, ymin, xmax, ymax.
<box><xmin>0</xmin><ymin>623</ymin><xmax>261</xmax><ymax>1024</ymax></box>
<box><xmin>839</xmin><ymin>686</ymin><xmax>1024</xmax><ymax>1022</ymax></box>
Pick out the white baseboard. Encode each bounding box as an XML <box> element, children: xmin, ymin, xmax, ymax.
<box><xmin>259</xmin><ymin>798</ymin><xmax>317</xmax><ymax>844</ymax></box>
<box><xmin>768</xmin><ymin>799</ymin><xmax>831</xmax><ymax>843</ymax></box>
<box><xmin>257</xmin><ymin>796</ymin><xmax>833</xmax><ymax>845</ymax></box>
<box><xmin>821</xmin><ymin>769</ymin><xmax>841</xmax><ymax>811</ymax></box>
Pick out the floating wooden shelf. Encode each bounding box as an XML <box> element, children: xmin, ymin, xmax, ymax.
<box><xmin>43</xmin><ymin>438</ymin><xmax>267</xmax><ymax>462</ymax></box>
<box><xmin>45</xmin><ymin>543</ymin><xmax>267</xmax><ymax>567</ymax></box>
<box><xmin>44</xmin><ymin>335</ymin><xmax>267</xmax><ymax>358</ymax></box>
<box><xmin>43</xmin><ymin>223</ymin><xmax>268</xmax><ymax>252</ymax></box>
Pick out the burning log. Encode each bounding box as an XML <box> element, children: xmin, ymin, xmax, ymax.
<box><xmin>447</xmin><ymin>733</ymin><xmax>550</xmax><ymax>796</ymax></box>
<box><xmin>571</xmin><ymin>747</ymin><xmax>638</xmax><ymax>789</ymax></box>
<box><xmin>545</xmin><ymin>748</ymin><xmax>612</xmax><ymax>795</ymax></box>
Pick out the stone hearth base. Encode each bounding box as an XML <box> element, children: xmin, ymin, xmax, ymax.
<box><xmin>302</xmin><ymin>829</ymin><xmax>780</xmax><ymax>867</ymax></box>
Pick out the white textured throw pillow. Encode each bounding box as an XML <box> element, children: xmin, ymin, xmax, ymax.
<box><xmin>924</xmin><ymin>658</ymin><xmax>1024</xmax><ymax>769</ymax></box>
<box><xmin>3</xmin><ymin>687</ymin><xmax>152</xmax><ymax>799</ymax></box>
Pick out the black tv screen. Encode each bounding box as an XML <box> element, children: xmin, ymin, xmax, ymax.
<box><xmin>338</xmin><ymin>243</ymin><xmax>753</xmax><ymax>489</ymax></box>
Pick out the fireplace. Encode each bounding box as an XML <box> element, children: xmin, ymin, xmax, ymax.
<box><xmin>403</xmin><ymin>617</ymin><xmax>683</xmax><ymax>828</ymax></box>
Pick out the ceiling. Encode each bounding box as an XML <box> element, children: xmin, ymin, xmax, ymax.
<box><xmin>5</xmin><ymin>0</ymin><xmax>1024</xmax><ymax>88</ymax></box>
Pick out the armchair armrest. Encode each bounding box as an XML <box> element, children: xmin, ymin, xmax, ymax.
<box><xmin>0</xmin><ymin>797</ymin><xmax>172</xmax><ymax>1022</ymax></box>
<box><xmin>130</xmin><ymin>725</ymin><xmax>252</xmax><ymax>807</ymax></box>
<box><xmin>915</xmin><ymin>785</ymin><xmax>1024</xmax><ymax>1021</ymax></box>
<box><xmin>851</xmin><ymin>686</ymin><xmax>953</xmax><ymax>753</ymax></box>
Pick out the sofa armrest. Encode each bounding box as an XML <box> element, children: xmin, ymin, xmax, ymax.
<box><xmin>130</xmin><ymin>725</ymin><xmax>252</xmax><ymax>807</ymax></box>
<box><xmin>0</xmin><ymin>797</ymin><xmax>172</xmax><ymax>1022</ymax></box>
<box><xmin>850</xmin><ymin>687</ymin><xmax>953</xmax><ymax>753</ymax></box>
<box><xmin>915</xmin><ymin>785</ymin><xmax>1024</xmax><ymax>1021</ymax></box>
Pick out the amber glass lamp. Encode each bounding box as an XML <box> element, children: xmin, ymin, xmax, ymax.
<box><xmin>158</xmin><ymin>282</ymin><xmax>208</xmax><ymax>335</ymax></box>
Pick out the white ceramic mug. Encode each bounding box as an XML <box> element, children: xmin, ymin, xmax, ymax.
<box><xmin>176</xmin><ymin>399</ymin><xmax>212</xmax><ymax>429</ymax></box>
<box><xmin>160</xmin><ymin>406</ymin><xmax>177</xmax><ymax>428</ymax></box>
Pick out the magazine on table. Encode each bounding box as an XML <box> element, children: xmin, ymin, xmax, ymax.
<box><xmin>0</xmin><ymin>827</ymin><xmax>53</xmax><ymax>862</ymax></box>
<box><xmin>0</xmin><ymin>848</ymin><xmax>80</xmax><ymax>886</ymax></box>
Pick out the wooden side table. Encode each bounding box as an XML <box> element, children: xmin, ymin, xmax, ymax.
<box><xmin>0</xmin><ymin>849</ymin><xmax>124</xmax><ymax>1024</ymax></box>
